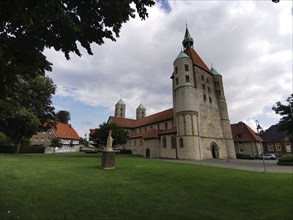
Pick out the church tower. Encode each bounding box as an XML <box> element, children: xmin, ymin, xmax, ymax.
<box><xmin>211</xmin><ymin>67</ymin><xmax>236</xmax><ymax>159</ymax></box>
<box><xmin>171</xmin><ymin>26</ymin><xmax>236</xmax><ymax>160</ymax></box>
<box><xmin>172</xmin><ymin>27</ymin><xmax>201</xmax><ymax>160</ymax></box>
<box><xmin>115</xmin><ymin>99</ymin><xmax>126</xmax><ymax>118</ymax></box>
<box><xmin>136</xmin><ymin>104</ymin><xmax>146</xmax><ymax>120</ymax></box>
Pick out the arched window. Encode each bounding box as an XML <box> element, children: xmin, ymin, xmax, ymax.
<box><xmin>171</xmin><ymin>136</ymin><xmax>176</xmax><ymax>149</ymax></box>
<box><xmin>162</xmin><ymin>137</ymin><xmax>167</xmax><ymax>148</ymax></box>
<box><xmin>179</xmin><ymin>138</ymin><xmax>184</xmax><ymax>148</ymax></box>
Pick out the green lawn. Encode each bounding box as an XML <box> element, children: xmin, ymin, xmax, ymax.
<box><xmin>1</xmin><ymin>153</ymin><xmax>292</xmax><ymax>220</ymax></box>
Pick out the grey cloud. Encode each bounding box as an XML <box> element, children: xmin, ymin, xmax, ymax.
<box><xmin>45</xmin><ymin>1</ymin><xmax>291</xmax><ymax>134</ymax></box>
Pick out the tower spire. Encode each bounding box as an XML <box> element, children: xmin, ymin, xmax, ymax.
<box><xmin>182</xmin><ymin>26</ymin><xmax>194</xmax><ymax>49</ymax></box>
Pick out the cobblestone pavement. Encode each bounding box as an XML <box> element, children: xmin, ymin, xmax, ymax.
<box><xmin>160</xmin><ymin>158</ymin><xmax>293</xmax><ymax>174</ymax></box>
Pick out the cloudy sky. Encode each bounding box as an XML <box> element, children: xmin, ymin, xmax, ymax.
<box><xmin>44</xmin><ymin>0</ymin><xmax>292</xmax><ymax>138</ymax></box>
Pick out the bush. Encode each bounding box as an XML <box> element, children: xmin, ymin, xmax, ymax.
<box><xmin>278</xmin><ymin>155</ymin><xmax>293</xmax><ymax>162</ymax></box>
<box><xmin>20</xmin><ymin>145</ymin><xmax>46</xmax><ymax>154</ymax></box>
<box><xmin>119</xmin><ymin>149</ymin><xmax>132</xmax><ymax>154</ymax></box>
<box><xmin>277</xmin><ymin>155</ymin><xmax>293</xmax><ymax>166</ymax></box>
<box><xmin>236</xmin><ymin>153</ymin><xmax>254</xmax><ymax>160</ymax></box>
<box><xmin>0</xmin><ymin>145</ymin><xmax>17</xmax><ymax>153</ymax></box>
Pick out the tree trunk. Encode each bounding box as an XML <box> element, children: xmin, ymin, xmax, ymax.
<box><xmin>15</xmin><ymin>143</ymin><xmax>21</xmax><ymax>154</ymax></box>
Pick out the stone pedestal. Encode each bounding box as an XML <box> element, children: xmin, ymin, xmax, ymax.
<box><xmin>101</xmin><ymin>151</ymin><xmax>116</xmax><ymax>169</ymax></box>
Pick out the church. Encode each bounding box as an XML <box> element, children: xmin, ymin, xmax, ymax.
<box><xmin>108</xmin><ymin>27</ymin><xmax>236</xmax><ymax>160</ymax></box>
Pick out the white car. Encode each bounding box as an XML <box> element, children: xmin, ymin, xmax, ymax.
<box><xmin>260</xmin><ymin>154</ymin><xmax>277</xmax><ymax>160</ymax></box>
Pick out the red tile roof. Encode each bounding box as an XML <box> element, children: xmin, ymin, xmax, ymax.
<box><xmin>45</xmin><ymin>121</ymin><xmax>80</xmax><ymax>140</ymax></box>
<box><xmin>231</xmin><ymin>122</ymin><xmax>263</xmax><ymax>142</ymax></box>
<box><xmin>128</xmin><ymin>128</ymin><xmax>177</xmax><ymax>140</ymax></box>
<box><xmin>109</xmin><ymin>108</ymin><xmax>174</xmax><ymax>129</ymax></box>
<box><xmin>108</xmin><ymin>117</ymin><xmax>137</xmax><ymax>129</ymax></box>
<box><xmin>184</xmin><ymin>48</ymin><xmax>211</xmax><ymax>73</ymax></box>
<box><xmin>142</xmin><ymin>129</ymin><xmax>158</xmax><ymax>139</ymax></box>
<box><xmin>136</xmin><ymin>108</ymin><xmax>174</xmax><ymax>127</ymax></box>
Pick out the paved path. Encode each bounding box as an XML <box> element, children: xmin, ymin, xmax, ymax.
<box><xmin>160</xmin><ymin>158</ymin><xmax>293</xmax><ymax>174</ymax></box>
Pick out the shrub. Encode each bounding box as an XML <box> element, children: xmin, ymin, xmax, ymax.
<box><xmin>0</xmin><ymin>145</ymin><xmax>17</xmax><ymax>153</ymax></box>
<box><xmin>20</xmin><ymin>145</ymin><xmax>46</xmax><ymax>154</ymax></box>
<box><xmin>278</xmin><ymin>155</ymin><xmax>293</xmax><ymax>162</ymax></box>
<box><xmin>119</xmin><ymin>149</ymin><xmax>132</xmax><ymax>154</ymax></box>
<box><xmin>277</xmin><ymin>155</ymin><xmax>293</xmax><ymax>166</ymax></box>
<box><xmin>236</xmin><ymin>153</ymin><xmax>254</xmax><ymax>160</ymax></box>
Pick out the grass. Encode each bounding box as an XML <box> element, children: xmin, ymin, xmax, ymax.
<box><xmin>1</xmin><ymin>153</ymin><xmax>292</xmax><ymax>220</ymax></box>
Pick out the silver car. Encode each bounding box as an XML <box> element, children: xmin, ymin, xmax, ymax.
<box><xmin>260</xmin><ymin>153</ymin><xmax>277</xmax><ymax>160</ymax></box>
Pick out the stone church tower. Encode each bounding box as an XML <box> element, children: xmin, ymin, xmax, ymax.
<box><xmin>136</xmin><ymin>104</ymin><xmax>146</xmax><ymax>120</ymax></box>
<box><xmin>171</xmin><ymin>27</ymin><xmax>236</xmax><ymax>160</ymax></box>
<box><xmin>114</xmin><ymin>99</ymin><xmax>126</xmax><ymax>118</ymax></box>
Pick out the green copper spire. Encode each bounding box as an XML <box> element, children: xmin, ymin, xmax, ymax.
<box><xmin>137</xmin><ymin>103</ymin><xmax>146</xmax><ymax>109</ymax></box>
<box><xmin>117</xmin><ymin>99</ymin><xmax>125</xmax><ymax>105</ymax></box>
<box><xmin>210</xmin><ymin>67</ymin><xmax>222</xmax><ymax>76</ymax></box>
<box><xmin>182</xmin><ymin>26</ymin><xmax>194</xmax><ymax>49</ymax></box>
<box><xmin>175</xmin><ymin>51</ymin><xmax>189</xmax><ymax>61</ymax></box>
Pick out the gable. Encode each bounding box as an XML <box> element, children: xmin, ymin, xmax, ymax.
<box><xmin>45</xmin><ymin>121</ymin><xmax>80</xmax><ymax>140</ymax></box>
<box><xmin>231</xmin><ymin>122</ymin><xmax>263</xmax><ymax>142</ymax></box>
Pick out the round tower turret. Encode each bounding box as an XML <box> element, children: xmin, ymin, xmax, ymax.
<box><xmin>172</xmin><ymin>50</ymin><xmax>200</xmax><ymax>160</ymax></box>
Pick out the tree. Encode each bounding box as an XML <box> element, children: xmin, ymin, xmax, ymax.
<box><xmin>0</xmin><ymin>132</ymin><xmax>10</xmax><ymax>146</ymax></box>
<box><xmin>272</xmin><ymin>94</ymin><xmax>293</xmax><ymax>139</ymax></box>
<box><xmin>0</xmin><ymin>0</ymin><xmax>154</xmax><ymax>152</ymax></box>
<box><xmin>50</xmin><ymin>137</ymin><xmax>63</xmax><ymax>153</ymax></box>
<box><xmin>79</xmin><ymin>137</ymin><xmax>89</xmax><ymax>147</ymax></box>
<box><xmin>0</xmin><ymin>75</ymin><xmax>56</xmax><ymax>153</ymax></box>
<box><xmin>0</xmin><ymin>0</ymin><xmax>155</xmax><ymax>94</ymax></box>
<box><xmin>55</xmin><ymin>110</ymin><xmax>71</xmax><ymax>124</ymax></box>
<box><xmin>90</xmin><ymin>122</ymin><xmax>128</xmax><ymax>147</ymax></box>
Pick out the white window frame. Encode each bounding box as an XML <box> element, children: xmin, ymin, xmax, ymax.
<box><xmin>285</xmin><ymin>142</ymin><xmax>291</xmax><ymax>152</ymax></box>
<box><xmin>267</xmin><ymin>144</ymin><xmax>274</xmax><ymax>152</ymax></box>
<box><xmin>275</xmin><ymin>143</ymin><xmax>281</xmax><ymax>151</ymax></box>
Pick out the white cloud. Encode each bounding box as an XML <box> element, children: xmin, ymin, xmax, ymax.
<box><xmin>45</xmin><ymin>0</ymin><xmax>292</xmax><ymax>136</ymax></box>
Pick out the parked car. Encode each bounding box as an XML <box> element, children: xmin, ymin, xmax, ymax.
<box><xmin>259</xmin><ymin>153</ymin><xmax>277</xmax><ymax>160</ymax></box>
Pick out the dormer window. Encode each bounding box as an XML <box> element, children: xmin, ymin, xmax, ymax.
<box><xmin>236</xmin><ymin>133</ymin><xmax>242</xmax><ymax>139</ymax></box>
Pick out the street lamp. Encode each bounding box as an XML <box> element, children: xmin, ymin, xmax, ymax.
<box><xmin>289</xmin><ymin>97</ymin><xmax>293</xmax><ymax>119</ymax></box>
<box><xmin>255</xmin><ymin>120</ymin><xmax>266</xmax><ymax>173</ymax></box>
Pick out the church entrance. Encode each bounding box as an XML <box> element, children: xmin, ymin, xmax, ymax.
<box><xmin>146</xmin><ymin>148</ymin><xmax>150</xmax><ymax>158</ymax></box>
<box><xmin>211</xmin><ymin>144</ymin><xmax>219</xmax><ymax>159</ymax></box>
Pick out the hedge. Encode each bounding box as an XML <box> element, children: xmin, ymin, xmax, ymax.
<box><xmin>277</xmin><ymin>155</ymin><xmax>293</xmax><ymax>166</ymax></box>
<box><xmin>0</xmin><ymin>145</ymin><xmax>45</xmax><ymax>154</ymax></box>
<box><xmin>236</xmin><ymin>153</ymin><xmax>256</xmax><ymax>160</ymax></box>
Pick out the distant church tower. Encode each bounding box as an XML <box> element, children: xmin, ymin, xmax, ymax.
<box><xmin>115</xmin><ymin>99</ymin><xmax>126</xmax><ymax>118</ymax></box>
<box><xmin>136</xmin><ymin>104</ymin><xmax>146</xmax><ymax>120</ymax></box>
<box><xmin>171</xmin><ymin>27</ymin><xmax>236</xmax><ymax>160</ymax></box>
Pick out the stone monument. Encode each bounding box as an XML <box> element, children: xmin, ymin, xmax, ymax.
<box><xmin>101</xmin><ymin>130</ymin><xmax>116</xmax><ymax>169</ymax></box>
